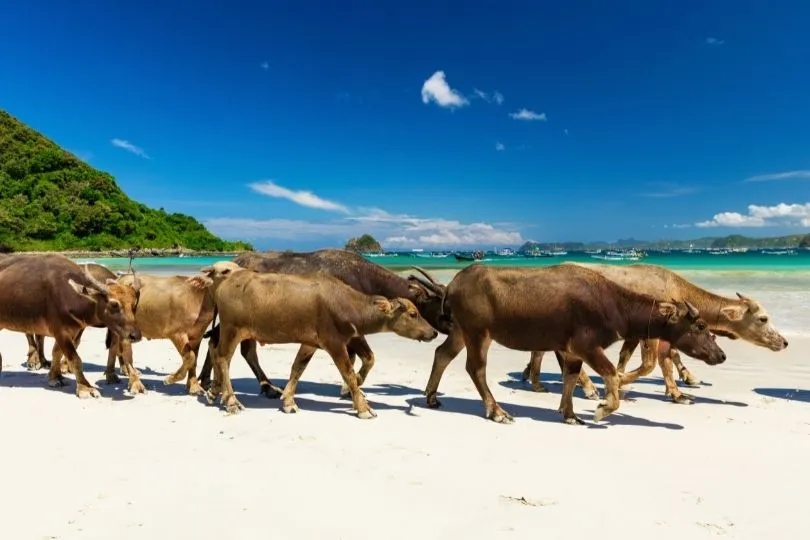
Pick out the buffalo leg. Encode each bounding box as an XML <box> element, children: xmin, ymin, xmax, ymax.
<box><xmin>671</xmin><ymin>349</ymin><xmax>702</xmax><ymax>386</ymax></box>
<box><xmin>615</xmin><ymin>338</ymin><xmax>640</xmax><ymax>374</ymax></box>
<box><xmin>340</xmin><ymin>336</ymin><xmax>374</xmax><ymax>398</ymax></box>
<box><xmin>658</xmin><ymin>344</ymin><xmax>695</xmax><ymax>404</ymax></box>
<box><xmin>280</xmin><ymin>345</ymin><xmax>318</xmax><ymax>414</ymax></box>
<box><xmin>523</xmin><ymin>350</ymin><xmax>600</xmax><ymax>399</ymax></box>
<box><xmin>116</xmin><ymin>338</ymin><xmax>146</xmax><ymax>394</ymax></box>
<box><xmin>25</xmin><ymin>334</ymin><xmax>48</xmax><ymax>370</ymax></box>
<box><xmin>55</xmin><ymin>328</ymin><xmax>85</xmax><ymax>375</ymax></box>
<box><xmin>424</xmin><ymin>328</ymin><xmax>465</xmax><ymax>408</ymax></box>
<box><xmin>241</xmin><ymin>339</ymin><xmax>283</xmax><ymax>398</ymax></box>
<box><xmin>579</xmin><ymin>347</ymin><xmax>620</xmax><ymax>422</ymax></box>
<box><xmin>617</xmin><ymin>338</ymin><xmax>659</xmax><ymax>386</ymax></box>
<box><xmin>556</xmin><ymin>352</ymin><xmax>585</xmax><ymax>425</ymax></box>
<box><xmin>324</xmin><ymin>341</ymin><xmax>375</xmax><ymax>419</ymax></box>
<box><xmin>104</xmin><ymin>333</ymin><xmax>122</xmax><ymax>384</ymax></box>
<box><xmin>207</xmin><ymin>327</ymin><xmax>244</xmax><ymax>414</ymax></box>
<box><xmin>50</xmin><ymin>331</ymin><xmax>99</xmax><ymax>399</ymax></box>
<box><xmin>165</xmin><ymin>334</ymin><xmax>204</xmax><ymax>395</ymax></box>
<box><xmin>463</xmin><ymin>330</ymin><xmax>511</xmax><ymax>423</ymax></box>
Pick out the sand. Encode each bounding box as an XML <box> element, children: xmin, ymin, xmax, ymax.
<box><xmin>2</xmin><ymin>328</ymin><xmax>809</xmax><ymax>540</ymax></box>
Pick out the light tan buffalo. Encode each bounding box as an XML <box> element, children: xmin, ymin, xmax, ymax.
<box><xmin>189</xmin><ymin>261</ymin><xmax>439</xmax><ymax>418</ymax></box>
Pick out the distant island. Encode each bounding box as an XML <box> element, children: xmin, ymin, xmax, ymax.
<box><xmin>0</xmin><ymin>110</ymin><xmax>252</xmax><ymax>253</ymax></box>
<box><xmin>518</xmin><ymin>233</ymin><xmax>810</xmax><ymax>253</ymax></box>
<box><xmin>344</xmin><ymin>234</ymin><xmax>382</xmax><ymax>254</ymax></box>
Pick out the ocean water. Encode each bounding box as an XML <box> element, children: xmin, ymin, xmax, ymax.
<box><xmin>73</xmin><ymin>251</ymin><xmax>810</xmax><ymax>337</ymax></box>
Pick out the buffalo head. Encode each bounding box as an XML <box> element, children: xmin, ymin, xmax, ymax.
<box><xmin>187</xmin><ymin>261</ymin><xmax>244</xmax><ymax>290</ymax></box>
<box><xmin>406</xmin><ymin>266</ymin><xmax>453</xmax><ymax>334</ymax></box>
<box><xmin>711</xmin><ymin>292</ymin><xmax>788</xmax><ymax>352</ymax></box>
<box><xmin>68</xmin><ymin>265</ymin><xmax>142</xmax><ymax>342</ymax></box>
<box><xmin>658</xmin><ymin>299</ymin><xmax>726</xmax><ymax>365</ymax></box>
<box><xmin>373</xmin><ymin>296</ymin><xmax>439</xmax><ymax>343</ymax></box>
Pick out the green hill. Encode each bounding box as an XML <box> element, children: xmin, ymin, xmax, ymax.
<box><xmin>0</xmin><ymin>110</ymin><xmax>252</xmax><ymax>252</ymax></box>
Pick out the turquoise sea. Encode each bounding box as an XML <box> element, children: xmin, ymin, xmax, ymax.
<box><xmin>73</xmin><ymin>250</ymin><xmax>810</xmax><ymax>337</ymax></box>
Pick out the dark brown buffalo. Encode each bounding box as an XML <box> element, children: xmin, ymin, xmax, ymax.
<box><xmin>24</xmin><ymin>262</ymin><xmax>122</xmax><ymax>371</ymax></box>
<box><xmin>197</xmin><ymin>249</ymin><xmax>448</xmax><ymax>397</ymax></box>
<box><xmin>0</xmin><ymin>254</ymin><xmax>142</xmax><ymax>397</ymax></box>
<box><xmin>424</xmin><ymin>263</ymin><xmax>727</xmax><ymax>425</ymax></box>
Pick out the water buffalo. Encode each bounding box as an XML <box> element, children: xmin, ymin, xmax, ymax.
<box><xmin>189</xmin><ymin>261</ymin><xmax>439</xmax><ymax>418</ymax></box>
<box><xmin>99</xmin><ymin>272</ymin><xmax>216</xmax><ymax>395</ymax></box>
<box><xmin>0</xmin><ymin>254</ymin><xmax>142</xmax><ymax>397</ymax></box>
<box><xmin>25</xmin><ymin>262</ymin><xmax>123</xmax><ymax>371</ymax></box>
<box><xmin>521</xmin><ymin>262</ymin><xmax>788</xmax><ymax>403</ymax></box>
<box><xmin>196</xmin><ymin>249</ymin><xmax>448</xmax><ymax>398</ymax></box>
<box><xmin>424</xmin><ymin>263</ymin><xmax>726</xmax><ymax>425</ymax></box>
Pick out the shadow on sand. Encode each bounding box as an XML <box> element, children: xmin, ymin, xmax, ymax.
<box><xmin>404</xmin><ymin>395</ymin><xmax>684</xmax><ymax>430</ymax></box>
<box><xmin>753</xmin><ymin>387</ymin><xmax>810</xmax><ymax>404</ymax></box>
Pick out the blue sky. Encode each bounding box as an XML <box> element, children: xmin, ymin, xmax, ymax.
<box><xmin>2</xmin><ymin>0</ymin><xmax>810</xmax><ymax>249</ymax></box>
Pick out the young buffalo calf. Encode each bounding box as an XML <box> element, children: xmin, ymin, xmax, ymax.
<box><xmin>189</xmin><ymin>262</ymin><xmax>439</xmax><ymax>418</ymax></box>
<box><xmin>427</xmin><ymin>264</ymin><xmax>726</xmax><ymax>425</ymax></box>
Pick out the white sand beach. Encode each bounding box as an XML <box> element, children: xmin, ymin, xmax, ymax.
<box><xmin>1</xmin><ymin>329</ymin><xmax>809</xmax><ymax>539</ymax></box>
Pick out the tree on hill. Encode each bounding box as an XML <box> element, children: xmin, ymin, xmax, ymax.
<box><xmin>800</xmin><ymin>234</ymin><xmax>810</xmax><ymax>248</ymax></box>
<box><xmin>344</xmin><ymin>234</ymin><xmax>382</xmax><ymax>253</ymax></box>
<box><xmin>0</xmin><ymin>110</ymin><xmax>252</xmax><ymax>252</ymax></box>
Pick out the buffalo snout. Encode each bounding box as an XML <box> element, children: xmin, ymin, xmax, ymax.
<box><xmin>422</xmin><ymin>328</ymin><xmax>439</xmax><ymax>342</ymax></box>
<box><xmin>129</xmin><ymin>329</ymin><xmax>143</xmax><ymax>343</ymax></box>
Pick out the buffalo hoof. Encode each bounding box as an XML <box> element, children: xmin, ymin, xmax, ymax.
<box><xmin>488</xmin><ymin>408</ymin><xmax>514</xmax><ymax>424</ymax></box>
<box><xmin>224</xmin><ymin>397</ymin><xmax>245</xmax><ymax>415</ymax></box>
<box><xmin>77</xmin><ymin>385</ymin><xmax>100</xmax><ymax>399</ymax></box>
<box><xmin>592</xmin><ymin>404</ymin><xmax>615</xmax><ymax>423</ymax></box>
<box><xmin>259</xmin><ymin>382</ymin><xmax>282</xmax><ymax>399</ymax></box>
<box><xmin>530</xmin><ymin>383</ymin><xmax>549</xmax><ymax>393</ymax></box>
<box><xmin>670</xmin><ymin>393</ymin><xmax>695</xmax><ymax>405</ymax></box>
<box><xmin>282</xmin><ymin>402</ymin><xmax>299</xmax><ymax>414</ymax></box>
<box><xmin>105</xmin><ymin>372</ymin><xmax>121</xmax><ymax>384</ymax></box>
<box><xmin>426</xmin><ymin>396</ymin><xmax>442</xmax><ymax>409</ymax></box>
<box><xmin>564</xmin><ymin>416</ymin><xmax>585</xmax><ymax>426</ymax></box>
<box><xmin>187</xmin><ymin>381</ymin><xmax>204</xmax><ymax>396</ymax></box>
<box><xmin>163</xmin><ymin>375</ymin><xmax>181</xmax><ymax>386</ymax></box>
<box><xmin>682</xmin><ymin>374</ymin><xmax>702</xmax><ymax>387</ymax></box>
<box><xmin>583</xmin><ymin>389</ymin><xmax>600</xmax><ymax>401</ymax></box>
<box><xmin>48</xmin><ymin>376</ymin><xmax>67</xmax><ymax>388</ymax></box>
<box><xmin>356</xmin><ymin>408</ymin><xmax>377</xmax><ymax>419</ymax></box>
<box><xmin>128</xmin><ymin>379</ymin><xmax>148</xmax><ymax>395</ymax></box>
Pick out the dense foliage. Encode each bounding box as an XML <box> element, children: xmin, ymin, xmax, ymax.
<box><xmin>800</xmin><ymin>235</ymin><xmax>810</xmax><ymax>248</ymax></box>
<box><xmin>0</xmin><ymin>110</ymin><xmax>252</xmax><ymax>252</ymax></box>
<box><xmin>344</xmin><ymin>234</ymin><xmax>382</xmax><ymax>253</ymax></box>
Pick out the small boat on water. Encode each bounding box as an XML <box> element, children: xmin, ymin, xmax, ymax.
<box><xmin>591</xmin><ymin>248</ymin><xmax>644</xmax><ymax>261</ymax></box>
<box><xmin>761</xmin><ymin>249</ymin><xmax>797</xmax><ymax>256</ymax></box>
<box><xmin>454</xmin><ymin>250</ymin><xmax>484</xmax><ymax>262</ymax></box>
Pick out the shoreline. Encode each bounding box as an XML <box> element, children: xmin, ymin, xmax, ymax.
<box><xmin>11</xmin><ymin>248</ymin><xmax>255</xmax><ymax>258</ymax></box>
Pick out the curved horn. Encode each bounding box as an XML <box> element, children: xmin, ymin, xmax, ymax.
<box><xmin>410</xmin><ymin>266</ymin><xmax>442</xmax><ymax>288</ymax></box>
<box><xmin>82</xmin><ymin>265</ymin><xmax>110</xmax><ymax>296</ymax></box>
<box><xmin>408</xmin><ymin>274</ymin><xmax>441</xmax><ymax>295</ymax></box>
<box><xmin>735</xmin><ymin>292</ymin><xmax>751</xmax><ymax>303</ymax></box>
<box><xmin>684</xmin><ymin>299</ymin><xmax>699</xmax><ymax>318</ymax></box>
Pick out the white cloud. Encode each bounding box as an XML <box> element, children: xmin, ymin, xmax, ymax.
<box><xmin>260</xmin><ymin>61</ymin><xmax>269</xmax><ymax>70</ymax></box>
<box><xmin>509</xmin><ymin>108</ymin><xmax>547</xmax><ymax>121</ymax></box>
<box><xmin>212</xmin><ymin>185</ymin><xmax>524</xmax><ymax>247</ymax></box>
<box><xmin>706</xmin><ymin>37</ymin><xmax>725</xmax><ymax>45</ymax></box>
<box><xmin>640</xmin><ymin>186</ymin><xmax>698</xmax><ymax>198</ymax></box>
<box><xmin>696</xmin><ymin>202</ymin><xmax>810</xmax><ymax>228</ymax></box>
<box><xmin>421</xmin><ymin>70</ymin><xmax>468</xmax><ymax>108</ymax></box>
<box><xmin>743</xmin><ymin>170</ymin><xmax>810</xmax><ymax>183</ymax></box>
<box><xmin>248</xmin><ymin>180</ymin><xmax>350</xmax><ymax>213</ymax></box>
<box><xmin>473</xmin><ymin>88</ymin><xmax>504</xmax><ymax>105</ymax></box>
<box><xmin>495</xmin><ymin>142</ymin><xmax>505</xmax><ymax>151</ymax></box>
<box><xmin>111</xmin><ymin>138</ymin><xmax>150</xmax><ymax>159</ymax></box>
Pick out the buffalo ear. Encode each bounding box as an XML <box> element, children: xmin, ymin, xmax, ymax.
<box><xmin>719</xmin><ymin>304</ymin><xmax>747</xmax><ymax>322</ymax></box>
<box><xmin>373</xmin><ymin>296</ymin><xmax>394</xmax><ymax>314</ymax></box>
<box><xmin>186</xmin><ymin>275</ymin><xmax>213</xmax><ymax>290</ymax></box>
<box><xmin>658</xmin><ymin>301</ymin><xmax>678</xmax><ymax>319</ymax></box>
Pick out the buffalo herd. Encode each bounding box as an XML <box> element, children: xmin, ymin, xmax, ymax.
<box><xmin>0</xmin><ymin>249</ymin><xmax>789</xmax><ymax>425</ymax></box>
